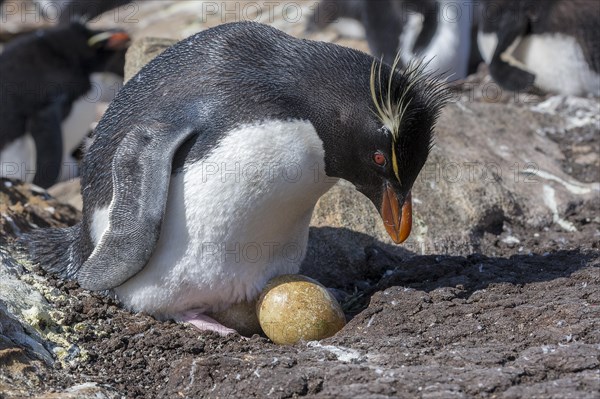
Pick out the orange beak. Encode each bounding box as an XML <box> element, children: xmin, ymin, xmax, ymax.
<box><xmin>106</xmin><ymin>32</ymin><xmax>131</xmax><ymax>50</ymax></box>
<box><xmin>381</xmin><ymin>186</ymin><xmax>412</xmax><ymax>244</ymax></box>
<box><xmin>88</xmin><ymin>31</ymin><xmax>131</xmax><ymax>49</ymax></box>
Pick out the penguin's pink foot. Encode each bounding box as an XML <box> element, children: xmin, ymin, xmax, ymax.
<box><xmin>177</xmin><ymin>310</ymin><xmax>237</xmax><ymax>336</ymax></box>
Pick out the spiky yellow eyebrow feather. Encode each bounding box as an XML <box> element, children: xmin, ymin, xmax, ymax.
<box><xmin>370</xmin><ymin>54</ymin><xmax>422</xmax><ymax>184</ymax></box>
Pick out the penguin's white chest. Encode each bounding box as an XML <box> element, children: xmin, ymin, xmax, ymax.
<box><xmin>478</xmin><ymin>31</ymin><xmax>600</xmax><ymax>96</ymax></box>
<box><xmin>477</xmin><ymin>32</ymin><xmax>497</xmax><ymax>65</ymax></box>
<box><xmin>0</xmin><ymin>73</ymin><xmax>121</xmax><ymax>183</ymax></box>
<box><xmin>513</xmin><ymin>34</ymin><xmax>600</xmax><ymax>96</ymax></box>
<box><xmin>110</xmin><ymin>120</ymin><xmax>336</xmax><ymax>318</ymax></box>
<box><xmin>400</xmin><ymin>2</ymin><xmax>472</xmax><ymax>80</ymax></box>
<box><xmin>0</xmin><ymin>104</ymin><xmax>90</xmax><ymax>183</ymax></box>
<box><xmin>0</xmin><ymin>133</ymin><xmax>36</xmax><ymax>182</ymax></box>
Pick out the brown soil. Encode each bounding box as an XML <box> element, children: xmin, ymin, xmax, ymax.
<box><xmin>5</xmin><ymin>191</ymin><xmax>592</xmax><ymax>398</ymax></box>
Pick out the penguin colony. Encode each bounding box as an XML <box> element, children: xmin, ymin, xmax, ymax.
<box><xmin>0</xmin><ymin>0</ymin><xmax>595</xmax><ymax>334</ymax></box>
<box><xmin>310</xmin><ymin>0</ymin><xmax>599</xmax><ymax>95</ymax></box>
<box><xmin>0</xmin><ymin>1</ymin><xmax>138</xmax><ymax>188</ymax></box>
<box><xmin>308</xmin><ymin>0</ymin><xmax>476</xmax><ymax>80</ymax></box>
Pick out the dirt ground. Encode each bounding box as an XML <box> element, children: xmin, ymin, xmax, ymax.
<box><xmin>1</xmin><ymin>190</ymin><xmax>593</xmax><ymax>398</ymax></box>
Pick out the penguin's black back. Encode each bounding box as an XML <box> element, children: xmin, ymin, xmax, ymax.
<box><xmin>83</xmin><ymin>21</ymin><xmax>380</xmax><ymax>210</ymax></box>
<box><xmin>58</xmin><ymin>0</ymin><xmax>137</xmax><ymax>25</ymax></box>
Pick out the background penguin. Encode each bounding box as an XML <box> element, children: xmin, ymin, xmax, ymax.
<box><xmin>23</xmin><ymin>21</ymin><xmax>448</xmax><ymax>335</ymax></box>
<box><xmin>307</xmin><ymin>0</ymin><xmax>479</xmax><ymax>81</ymax></box>
<box><xmin>0</xmin><ymin>22</ymin><xmax>129</xmax><ymax>188</ymax></box>
<box><xmin>396</xmin><ymin>0</ymin><xmax>476</xmax><ymax>80</ymax></box>
<box><xmin>478</xmin><ymin>0</ymin><xmax>600</xmax><ymax>95</ymax></box>
<box><xmin>57</xmin><ymin>0</ymin><xmax>139</xmax><ymax>25</ymax></box>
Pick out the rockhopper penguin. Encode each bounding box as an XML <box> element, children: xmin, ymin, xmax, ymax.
<box><xmin>24</xmin><ymin>22</ymin><xmax>448</xmax><ymax>334</ymax></box>
<box><xmin>0</xmin><ymin>22</ymin><xmax>130</xmax><ymax>188</ymax></box>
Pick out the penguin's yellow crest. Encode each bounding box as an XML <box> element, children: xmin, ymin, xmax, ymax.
<box><xmin>369</xmin><ymin>55</ymin><xmax>424</xmax><ymax>184</ymax></box>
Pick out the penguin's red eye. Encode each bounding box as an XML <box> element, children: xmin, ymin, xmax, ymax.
<box><xmin>373</xmin><ymin>151</ymin><xmax>386</xmax><ymax>166</ymax></box>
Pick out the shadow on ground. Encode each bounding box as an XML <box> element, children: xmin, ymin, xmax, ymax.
<box><xmin>302</xmin><ymin>226</ymin><xmax>599</xmax><ymax>318</ymax></box>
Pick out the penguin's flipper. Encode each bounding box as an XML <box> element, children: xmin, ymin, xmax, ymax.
<box><xmin>77</xmin><ymin>125</ymin><xmax>196</xmax><ymax>291</ymax></box>
<box><xmin>30</xmin><ymin>102</ymin><xmax>64</xmax><ymax>188</ymax></box>
<box><xmin>488</xmin><ymin>19</ymin><xmax>536</xmax><ymax>91</ymax></box>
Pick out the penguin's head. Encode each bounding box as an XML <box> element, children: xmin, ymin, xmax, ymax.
<box><xmin>325</xmin><ymin>58</ymin><xmax>448</xmax><ymax>244</ymax></box>
<box><xmin>54</xmin><ymin>22</ymin><xmax>130</xmax><ymax>75</ymax></box>
<box><xmin>85</xmin><ymin>26</ymin><xmax>130</xmax><ymax>75</ymax></box>
<box><xmin>86</xmin><ymin>28</ymin><xmax>131</xmax><ymax>52</ymax></box>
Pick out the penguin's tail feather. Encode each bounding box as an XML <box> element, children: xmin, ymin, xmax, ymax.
<box><xmin>20</xmin><ymin>225</ymin><xmax>84</xmax><ymax>280</ymax></box>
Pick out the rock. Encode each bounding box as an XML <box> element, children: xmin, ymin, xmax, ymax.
<box><xmin>0</xmin><ymin>180</ymin><xmax>85</xmax><ymax>362</ymax></box>
<box><xmin>0</xmin><ymin>345</ymin><xmax>45</xmax><ymax>398</ymax></box>
<box><xmin>0</xmin><ymin>179</ymin><xmax>88</xmax><ymax>377</ymax></box>
<box><xmin>47</xmin><ymin>179</ymin><xmax>83</xmax><ymax>211</ymax></box>
<box><xmin>0</xmin><ymin>280</ymin><xmax>51</xmax><ymax>398</ymax></box>
<box><xmin>35</xmin><ymin>383</ymin><xmax>121</xmax><ymax>399</ymax></box>
<box><xmin>0</xmin><ymin>179</ymin><xmax>94</xmax><ymax>397</ymax></box>
<box><xmin>0</xmin><ymin>178</ymin><xmax>80</xmax><ymax>246</ymax></box>
<box><xmin>0</xmin><ymin>253</ymin><xmax>55</xmax><ymax>365</ymax></box>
